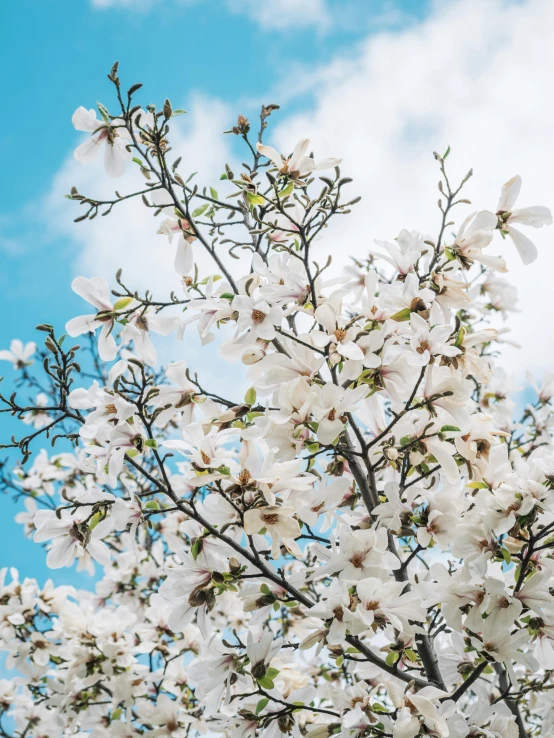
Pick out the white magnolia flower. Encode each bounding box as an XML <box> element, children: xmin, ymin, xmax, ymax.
<box><xmin>233</xmin><ymin>294</ymin><xmax>282</xmax><ymax>341</ymax></box>
<box><xmin>452</xmin><ymin>210</ymin><xmax>505</xmax><ymax>271</ymax></box>
<box><xmin>72</xmin><ymin>106</ymin><xmax>131</xmax><ymax>178</ymax></box>
<box><xmin>311</xmin><ymin>301</ymin><xmax>364</xmax><ymax>362</ymax></box>
<box><xmin>495</xmin><ymin>174</ymin><xmax>553</xmax><ymax>264</ymax></box>
<box><xmin>243</xmin><ymin>505</ymin><xmax>302</xmax><ymax>559</ymax></box>
<box><xmin>257</xmin><ymin>138</ymin><xmax>341</xmax><ymax>179</ymax></box>
<box><xmin>66</xmin><ymin>276</ymin><xmax>133</xmax><ymax>361</ymax></box>
<box><xmin>311</xmin><ymin>384</ymin><xmax>368</xmax><ymax>445</ymax></box>
<box><xmin>0</xmin><ymin>340</ymin><xmax>36</xmax><ymax>369</ymax></box>
<box><xmin>22</xmin><ymin>393</ymin><xmax>50</xmax><ymax>429</ymax></box>
<box><xmin>33</xmin><ymin>509</ymin><xmax>111</xmax><ymax>569</ymax></box>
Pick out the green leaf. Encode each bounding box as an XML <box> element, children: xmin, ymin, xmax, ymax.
<box><xmin>220</xmin><ymin>173</ymin><xmax>228</xmax><ymax>180</ymax></box>
<box><xmin>191</xmin><ymin>538</ymin><xmax>203</xmax><ymax>560</ymax></box>
<box><xmin>371</xmin><ymin>703</ymin><xmax>389</xmax><ymax>713</ymax></box>
<box><xmin>255</xmin><ymin>698</ymin><xmax>269</xmax><ymax>714</ymax></box>
<box><xmin>144</xmin><ymin>500</ymin><xmax>160</xmax><ymax>510</ymax></box>
<box><xmin>440</xmin><ymin>425</ymin><xmax>460</xmax><ymax>433</ymax></box>
<box><xmin>265</xmin><ymin>667</ymin><xmax>280</xmax><ymax>679</ymax></box>
<box><xmin>144</xmin><ymin>438</ymin><xmax>158</xmax><ymax>448</ymax></box>
<box><xmin>132</xmin><ymin>157</ymin><xmax>143</xmax><ymax>166</ymax></box>
<box><xmin>404</xmin><ymin>648</ymin><xmax>419</xmax><ymax>662</ymax></box>
<box><xmin>113</xmin><ymin>296</ymin><xmax>134</xmax><ymax>311</ymax></box>
<box><xmin>389</xmin><ymin>307</ymin><xmax>411</xmax><ymax>322</ymax></box>
<box><xmin>246</xmin><ymin>191</ymin><xmax>265</xmax><ymax>207</ymax></box>
<box><xmin>466</xmin><ymin>481</ymin><xmax>488</xmax><ymax>489</ymax></box>
<box><xmin>97</xmin><ymin>102</ymin><xmax>110</xmax><ymax>122</ymax></box>
<box><xmin>257</xmin><ymin>677</ymin><xmax>275</xmax><ymax>690</ymax></box>
<box><xmin>443</xmin><ymin>145</ymin><xmax>451</xmax><ymax>159</ymax></box>
<box><xmin>89</xmin><ymin>512</ymin><xmax>103</xmax><ymax>530</ymax></box>
<box><xmin>501</xmin><ymin>547</ymin><xmax>512</xmax><ymax>564</ymax></box>
<box><xmin>385</xmin><ymin>651</ymin><xmax>399</xmax><ymax>667</ymax></box>
<box><xmin>192</xmin><ymin>203</ymin><xmax>210</xmax><ymax>218</ymax></box>
<box><xmin>279</xmin><ymin>181</ymin><xmax>294</xmax><ymax>199</ymax></box>
<box><xmin>171</xmin><ymin>109</ymin><xmax>187</xmax><ymax>116</ymax></box>
<box><xmin>209</xmin><ymin>187</ymin><xmax>218</xmax><ymax>200</ymax></box>
<box><xmin>244</xmin><ymin>387</ymin><xmax>257</xmax><ymax>406</ymax></box>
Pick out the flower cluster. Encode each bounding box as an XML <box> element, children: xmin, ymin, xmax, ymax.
<box><xmin>1</xmin><ymin>64</ymin><xmax>554</xmax><ymax>738</ymax></box>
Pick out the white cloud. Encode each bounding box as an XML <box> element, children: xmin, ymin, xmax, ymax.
<box><xmin>267</xmin><ymin>0</ymin><xmax>554</xmax><ymax>376</ymax></box>
<box><xmin>49</xmin><ymin>0</ymin><xmax>554</xmax><ymax>380</ymax></box>
<box><xmin>226</xmin><ymin>0</ymin><xmax>330</xmax><ymax>31</ymax></box>
<box><xmin>90</xmin><ymin>0</ymin><xmax>330</xmax><ymax>30</ymax></box>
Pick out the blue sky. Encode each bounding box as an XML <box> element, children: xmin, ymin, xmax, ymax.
<box><xmin>0</xmin><ymin>0</ymin><xmax>430</xmax><ymax>586</ymax></box>
<box><xmin>1</xmin><ymin>0</ymin><xmax>552</xmax><ymax>588</ymax></box>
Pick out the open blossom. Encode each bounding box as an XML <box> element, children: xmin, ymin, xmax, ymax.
<box><xmin>452</xmin><ymin>210</ymin><xmax>506</xmax><ymax>271</ymax></box>
<box><xmin>33</xmin><ymin>508</ymin><xmax>111</xmax><ymax>569</ymax></box>
<box><xmin>370</xmin><ymin>230</ymin><xmax>428</xmax><ymax>275</ymax></box>
<box><xmin>244</xmin><ymin>505</ymin><xmax>302</xmax><ymax>559</ymax></box>
<box><xmin>151</xmin><ymin>189</ymin><xmax>197</xmax><ymax>276</ymax></box>
<box><xmin>66</xmin><ymin>276</ymin><xmax>127</xmax><ymax>361</ymax></box>
<box><xmin>0</xmin><ymin>340</ymin><xmax>36</xmax><ymax>369</ymax></box>
<box><xmin>311</xmin><ymin>383</ymin><xmax>368</xmax><ymax>445</ymax></box>
<box><xmin>22</xmin><ymin>393</ymin><xmax>50</xmax><ymax>429</ymax></box>
<box><xmin>311</xmin><ymin>301</ymin><xmax>364</xmax><ymax>362</ymax></box>
<box><xmin>233</xmin><ymin>294</ymin><xmax>282</xmax><ymax>341</ymax></box>
<box><xmin>121</xmin><ymin>309</ymin><xmax>181</xmax><ymax>366</ymax></box>
<box><xmin>256</xmin><ymin>138</ymin><xmax>341</xmax><ymax>178</ymax></box>
<box><xmin>407</xmin><ymin>313</ymin><xmax>461</xmax><ymax>366</ymax></box>
<box><xmin>72</xmin><ymin>106</ymin><xmax>131</xmax><ymax>178</ymax></box>
<box><xmin>494</xmin><ymin>174</ymin><xmax>553</xmax><ymax>264</ymax></box>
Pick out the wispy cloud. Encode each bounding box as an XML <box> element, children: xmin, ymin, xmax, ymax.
<box><xmin>225</xmin><ymin>0</ymin><xmax>330</xmax><ymax>31</ymax></box>
<box><xmin>90</xmin><ymin>0</ymin><xmax>331</xmax><ymax>31</ymax></box>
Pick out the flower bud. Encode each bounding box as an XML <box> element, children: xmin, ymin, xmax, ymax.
<box><xmin>251</xmin><ymin>661</ymin><xmax>267</xmax><ymax>679</ymax></box>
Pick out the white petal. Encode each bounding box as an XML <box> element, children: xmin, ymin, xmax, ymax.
<box><xmin>509</xmin><ymin>206</ymin><xmax>553</xmax><ymax>228</ymax></box>
<box><xmin>87</xmin><ymin>539</ymin><xmax>111</xmax><ymax>566</ymax></box>
<box><xmin>317</xmin><ymin>417</ymin><xmax>345</xmax><ymax>445</ymax></box>
<box><xmin>288</xmin><ymin>139</ymin><xmax>311</xmax><ymax>172</ymax></box>
<box><xmin>65</xmin><ymin>314</ymin><xmax>102</xmax><ymax>337</ymax></box>
<box><xmin>497</xmin><ymin>174</ymin><xmax>522</xmax><ymax>212</ymax></box>
<box><xmin>313</xmin><ymin>157</ymin><xmax>342</xmax><ymax>171</ymax></box>
<box><xmin>98</xmin><ymin>323</ymin><xmax>118</xmax><ymax>362</ymax></box>
<box><xmin>175</xmin><ymin>238</ymin><xmax>193</xmax><ymax>276</ymax></box>
<box><xmin>72</xmin><ymin>106</ymin><xmax>99</xmax><ymax>133</ymax></box>
<box><xmin>507</xmin><ymin>225</ymin><xmax>538</xmax><ymax>265</ymax></box>
<box><xmin>74</xmin><ymin>135</ymin><xmax>103</xmax><ymax>164</ymax></box>
<box><xmin>103</xmin><ymin>139</ymin><xmax>128</xmax><ymax>179</ymax></box>
<box><xmin>46</xmin><ymin>537</ymin><xmax>76</xmax><ymax>569</ymax></box>
<box><xmin>71</xmin><ymin>276</ymin><xmax>112</xmax><ymax>310</ymax></box>
<box><xmin>314</xmin><ymin>302</ymin><xmax>337</xmax><ymax>333</ymax></box>
<box><xmin>256</xmin><ymin>143</ymin><xmax>283</xmax><ymax>169</ymax></box>
<box><xmin>338</xmin><ymin>340</ymin><xmax>364</xmax><ymax>360</ymax></box>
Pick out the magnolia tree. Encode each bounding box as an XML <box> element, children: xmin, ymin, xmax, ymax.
<box><xmin>2</xmin><ymin>63</ymin><xmax>554</xmax><ymax>738</ymax></box>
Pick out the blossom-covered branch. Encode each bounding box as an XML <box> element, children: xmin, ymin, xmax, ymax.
<box><xmin>1</xmin><ymin>62</ymin><xmax>554</xmax><ymax>738</ymax></box>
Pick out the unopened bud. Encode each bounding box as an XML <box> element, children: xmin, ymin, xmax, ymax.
<box><xmin>251</xmin><ymin>661</ymin><xmax>267</xmax><ymax>679</ymax></box>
